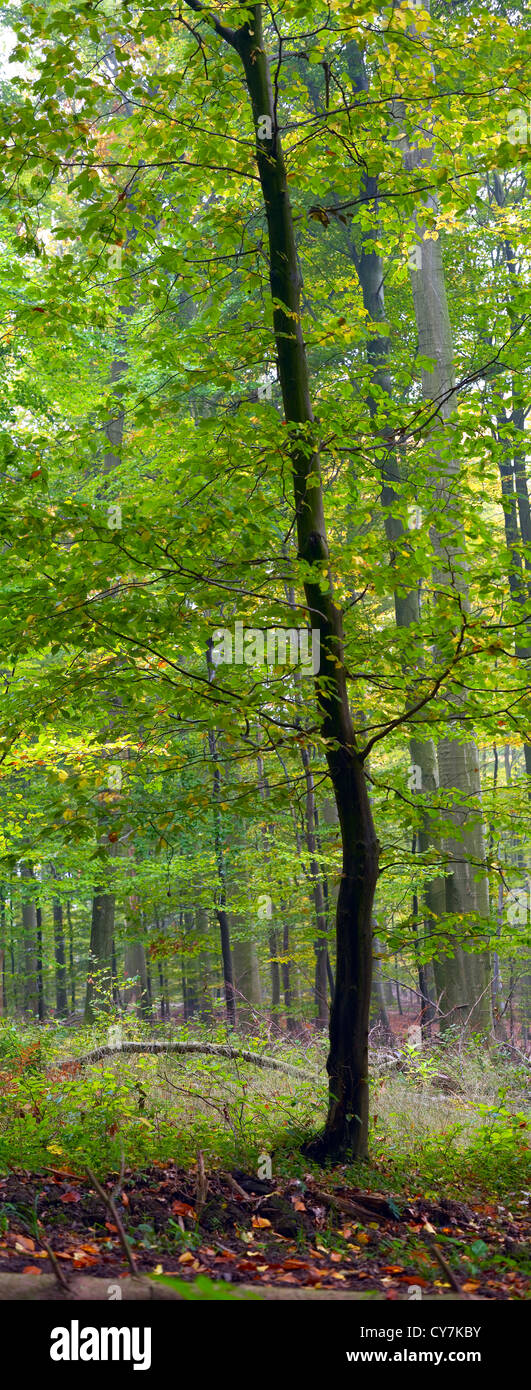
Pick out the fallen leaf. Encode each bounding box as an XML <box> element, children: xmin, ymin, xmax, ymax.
<box><xmin>171</xmin><ymin>1200</ymin><xmax>195</xmax><ymax>1219</ymax></box>
<box><xmin>251</xmin><ymin>1216</ymin><xmax>271</xmax><ymax>1229</ymax></box>
<box><xmin>14</xmin><ymin>1236</ymin><xmax>35</xmax><ymax>1253</ymax></box>
<box><xmin>22</xmin><ymin>1266</ymin><xmax>42</xmax><ymax>1276</ymax></box>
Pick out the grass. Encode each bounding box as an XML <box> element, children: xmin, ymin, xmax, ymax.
<box><xmin>0</xmin><ymin>1017</ymin><xmax>529</xmax><ymax>1206</ymax></box>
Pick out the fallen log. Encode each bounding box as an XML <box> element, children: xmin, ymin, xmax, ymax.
<box><xmin>307</xmin><ymin>1185</ymin><xmax>394</xmax><ymax>1225</ymax></box>
<box><xmin>48</xmin><ymin>1040</ymin><xmax>317</xmax><ymax>1083</ymax></box>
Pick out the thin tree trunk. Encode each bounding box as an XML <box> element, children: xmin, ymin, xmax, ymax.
<box><xmin>85</xmin><ymin>893</ymin><xmax>115</xmax><ymax>1021</ymax></box>
<box><xmin>206</xmin><ymin>665</ymin><xmax>236</xmax><ymax>1026</ymax></box>
<box><xmin>0</xmin><ymin>886</ymin><xmax>5</xmax><ymax>1017</ymax></box>
<box><xmin>371</xmin><ymin>931</ymin><xmax>393</xmax><ymax>1043</ymax></box>
<box><xmin>66</xmin><ymin>900</ymin><xmax>75</xmax><ymax>1012</ymax></box>
<box><xmin>394</xmin><ymin>19</ymin><xmax>492</xmax><ymax>1031</ymax></box>
<box><xmin>216</xmin><ymin>5</ymin><xmax>379</xmax><ymax>1156</ymax></box>
<box><xmin>20</xmin><ymin>863</ymin><xmax>39</xmax><ymax>1019</ymax></box>
<box><xmin>52</xmin><ymin>898</ymin><xmax>68</xmax><ymax>1018</ymax></box>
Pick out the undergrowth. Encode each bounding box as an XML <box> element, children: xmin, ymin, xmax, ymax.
<box><xmin>0</xmin><ymin>1018</ymin><xmax>529</xmax><ymax>1205</ymax></box>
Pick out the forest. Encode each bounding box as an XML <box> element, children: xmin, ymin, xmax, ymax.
<box><xmin>0</xmin><ymin>0</ymin><xmax>529</xmax><ymax>1349</ymax></box>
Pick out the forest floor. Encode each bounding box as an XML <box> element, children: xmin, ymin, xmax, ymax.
<box><xmin>0</xmin><ymin>1020</ymin><xmax>530</xmax><ymax>1299</ymax></box>
<box><xmin>0</xmin><ymin>1160</ymin><xmax>530</xmax><ymax>1299</ymax></box>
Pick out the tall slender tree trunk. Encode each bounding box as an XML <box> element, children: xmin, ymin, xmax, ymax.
<box><xmin>195</xmin><ymin>906</ymin><xmax>214</xmax><ymax>1023</ymax></box>
<box><xmin>0</xmin><ymin>886</ymin><xmax>5</xmax><ymax>1017</ymax></box>
<box><xmin>490</xmin><ymin>172</ymin><xmax>531</xmax><ymax>783</ymax></box>
<box><xmin>52</xmin><ymin>897</ymin><xmax>68</xmax><ymax>1018</ymax></box>
<box><xmin>20</xmin><ymin>863</ymin><xmax>39</xmax><ymax>1019</ymax></box>
<box><xmin>344</xmin><ymin>41</ymin><xmax>446</xmax><ymax>1016</ymax></box>
<box><xmin>300</xmin><ymin>744</ymin><xmax>329</xmax><ymax>1029</ymax></box>
<box><xmin>207</xmin><ymin>718</ymin><xmax>236</xmax><ymax>1026</ymax></box>
<box><xmin>66</xmin><ymin>900</ymin><xmax>75</xmax><ymax>1012</ymax></box>
<box><xmin>85</xmin><ymin>893</ymin><xmax>115</xmax><ymax>1021</ymax></box>
<box><xmin>192</xmin><ymin>3</ymin><xmax>380</xmax><ymax>1156</ymax></box>
<box><xmin>393</xmin><ymin>12</ymin><xmax>492</xmax><ymax>1031</ymax></box>
<box><xmin>371</xmin><ymin>930</ymin><xmax>393</xmax><ymax>1043</ymax></box>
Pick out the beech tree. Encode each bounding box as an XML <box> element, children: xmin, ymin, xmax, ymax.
<box><xmin>0</xmin><ymin>0</ymin><xmax>530</xmax><ymax>1165</ymax></box>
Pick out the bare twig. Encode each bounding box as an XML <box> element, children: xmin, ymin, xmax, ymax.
<box><xmin>196</xmin><ymin>1150</ymin><xmax>208</xmax><ymax>1220</ymax></box>
<box><xmin>425</xmin><ymin>1237</ymin><xmax>471</xmax><ymax>1298</ymax></box>
<box><xmin>39</xmin><ymin>1232</ymin><xmax>71</xmax><ymax>1293</ymax></box>
<box><xmin>86</xmin><ymin>1167</ymin><xmax>138</xmax><ymax>1276</ymax></box>
<box><xmin>111</xmin><ymin>1147</ymin><xmax>126</xmax><ymax>1203</ymax></box>
<box><xmin>225</xmin><ymin>1174</ymin><xmax>252</xmax><ymax>1202</ymax></box>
